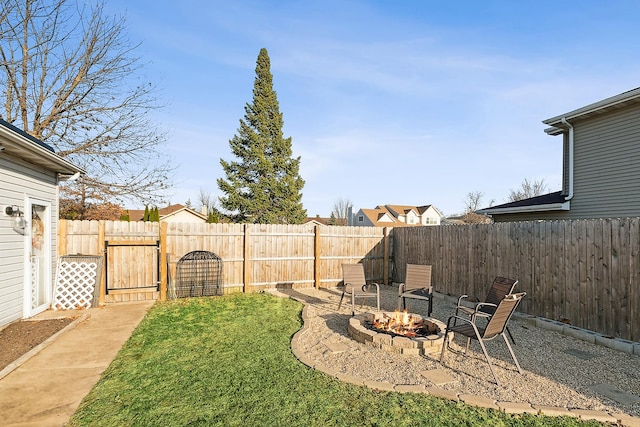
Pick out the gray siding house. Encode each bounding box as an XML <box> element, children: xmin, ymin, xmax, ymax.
<box><xmin>479</xmin><ymin>87</ymin><xmax>640</xmax><ymax>222</ymax></box>
<box><xmin>0</xmin><ymin>119</ymin><xmax>83</xmax><ymax>328</ymax></box>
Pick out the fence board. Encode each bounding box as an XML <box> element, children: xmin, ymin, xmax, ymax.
<box><xmin>630</xmin><ymin>218</ymin><xmax>639</xmax><ymax>341</ymax></box>
<box><xmin>393</xmin><ymin>218</ymin><xmax>640</xmax><ymax>341</ymax></box>
<box><xmin>58</xmin><ymin>217</ymin><xmax>640</xmax><ymax>341</ymax></box>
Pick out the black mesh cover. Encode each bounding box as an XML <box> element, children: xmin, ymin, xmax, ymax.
<box><xmin>175</xmin><ymin>251</ymin><xmax>223</xmax><ymax>297</ymax></box>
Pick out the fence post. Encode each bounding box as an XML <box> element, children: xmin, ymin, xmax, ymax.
<box><xmin>314</xmin><ymin>225</ymin><xmax>321</xmax><ymax>288</ymax></box>
<box><xmin>383</xmin><ymin>227</ymin><xmax>390</xmax><ymax>285</ymax></box>
<box><xmin>58</xmin><ymin>219</ymin><xmax>67</xmax><ymax>256</ymax></box>
<box><xmin>98</xmin><ymin>221</ymin><xmax>106</xmax><ymax>304</ymax></box>
<box><xmin>159</xmin><ymin>221</ymin><xmax>167</xmax><ymax>300</ymax></box>
<box><xmin>243</xmin><ymin>224</ymin><xmax>251</xmax><ymax>293</ymax></box>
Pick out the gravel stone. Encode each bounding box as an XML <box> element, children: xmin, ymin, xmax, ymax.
<box><xmin>281</xmin><ymin>285</ymin><xmax>640</xmax><ymax>418</ymax></box>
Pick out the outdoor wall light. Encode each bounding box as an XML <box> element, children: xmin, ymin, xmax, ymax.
<box><xmin>4</xmin><ymin>205</ymin><xmax>27</xmax><ymax>235</ymax></box>
<box><xmin>12</xmin><ymin>216</ymin><xmax>28</xmax><ymax>235</ymax></box>
<box><xmin>5</xmin><ymin>205</ymin><xmax>23</xmax><ymax>217</ymax></box>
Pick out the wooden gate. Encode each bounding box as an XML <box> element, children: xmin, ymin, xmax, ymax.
<box><xmin>104</xmin><ymin>239</ymin><xmax>160</xmax><ymax>302</ymax></box>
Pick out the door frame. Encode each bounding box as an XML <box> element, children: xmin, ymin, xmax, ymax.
<box><xmin>23</xmin><ymin>197</ymin><xmax>52</xmax><ymax>318</ymax></box>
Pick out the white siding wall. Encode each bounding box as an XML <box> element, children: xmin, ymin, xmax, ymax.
<box><xmin>0</xmin><ymin>153</ymin><xmax>58</xmax><ymax>327</ymax></box>
<box><xmin>420</xmin><ymin>206</ymin><xmax>442</xmax><ymax>225</ymax></box>
<box><xmin>162</xmin><ymin>210</ymin><xmax>206</xmax><ymax>223</ymax></box>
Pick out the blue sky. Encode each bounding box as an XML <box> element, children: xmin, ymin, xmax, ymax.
<box><xmin>105</xmin><ymin>0</ymin><xmax>640</xmax><ymax>217</ymax></box>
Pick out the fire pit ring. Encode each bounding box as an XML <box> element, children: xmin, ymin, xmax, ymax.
<box><xmin>348</xmin><ymin>311</ymin><xmax>451</xmax><ymax>356</ymax></box>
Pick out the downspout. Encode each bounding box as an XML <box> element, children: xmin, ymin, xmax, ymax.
<box><xmin>561</xmin><ymin>118</ymin><xmax>574</xmax><ymax>201</ymax></box>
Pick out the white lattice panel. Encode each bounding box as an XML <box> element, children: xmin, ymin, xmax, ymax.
<box><xmin>53</xmin><ymin>260</ymin><xmax>100</xmax><ymax>310</ymax></box>
<box><xmin>31</xmin><ymin>257</ymin><xmax>39</xmax><ymax>308</ymax></box>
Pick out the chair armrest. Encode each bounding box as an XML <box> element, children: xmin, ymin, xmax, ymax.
<box><xmin>446</xmin><ymin>314</ymin><xmax>482</xmax><ymax>335</ymax></box>
<box><xmin>473</xmin><ymin>302</ymin><xmax>497</xmax><ymax>318</ymax></box>
<box><xmin>457</xmin><ymin>294</ymin><xmax>483</xmax><ymax>306</ymax></box>
<box><xmin>398</xmin><ymin>283</ymin><xmax>406</xmax><ymax>296</ymax></box>
<box><xmin>344</xmin><ymin>282</ymin><xmax>355</xmax><ymax>293</ymax></box>
<box><xmin>457</xmin><ymin>294</ymin><xmax>469</xmax><ymax>306</ymax></box>
<box><xmin>364</xmin><ymin>282</ymin><xmax>380</xmax><ymax>293</ymax></box>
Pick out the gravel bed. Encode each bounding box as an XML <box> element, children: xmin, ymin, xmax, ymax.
<box><xmin>281</xmin><ymin>285</ymin><xmax>640</xmax><ymax>418</ymax></box>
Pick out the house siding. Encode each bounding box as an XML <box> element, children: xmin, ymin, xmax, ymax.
<box><xmin>420</xmin><ymin>206</ymin><xmax>442</xmax><ymax>225</ymax></box>
<box><xmin>0</xmin><ymin>153</ymin><xmax>59</xmax><ymax>327</ymax></box>
<box><xmin>569</xmin><ymin>104</ymin><xmax>640</xmax><ymax>219</ymax></box>
<box><xmin>493</xmin><ymin>102</ymin><xmax>640</xmax><ymax>222</ymax></box>
<box><xmin>162</xmin><ymin>210</ymin><xmax>206</xmax><ymax>223</ymax></box>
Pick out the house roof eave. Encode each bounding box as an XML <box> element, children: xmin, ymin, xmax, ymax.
<box><xmin>543</xmin><ymin>87</ymin><xmax>640</xmax><ymax>128</ymax></box>
<box><xmin>0</xmin><ymin>120</ymin><xmax>84</xmax><ymax>175</ymax></box>
<box><xmin>478</xmin><ymin>201</ymin><xmax>570</xmax><ymax>215</ymax></box>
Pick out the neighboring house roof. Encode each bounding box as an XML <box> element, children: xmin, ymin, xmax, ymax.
<box><xmin>0</xmin><ymin>118</ymin><xmax>84</xmax><ymax>175</ymax></box>
<box><xmin>127</xmin><ymin>204</ymin><xmax>207</xmax><ymax>221</ymax></box>
<box><xmin>477</xmin><ymin>191</ymin><xmax>568</xmax><ymax>215</ymax></box>
<box><xmin>303</xmin><ymin>217</ymin><xmax>330</xmax><ymax>226</ymax></box>
<box><xmin>384</xmin><ymin>205</ymin><xmax>417</xmax><ymax>216</ymax></box>
<box><xmin>444</xmin><ymin>212</ymin><xmax>492</xmax><ymax>224</ymax></box>
<box><xmin>543</xmin><ymin>87</ymin><xmax>640</xmax><ymax>135</ymax></box>
<box><xmin>418</xmin><ymin>204</ymin><xmax>444</xmax><ymax>217</ymax></box>
<box><xmin>384</xmin><ymin>204</ymin><xmax>443</xmax><ymax>217</ymax></box>
<box><xmin>360</xmin><ymin>207</ymin><xmax>401</xmax><ymax>226</ymax></box>
<box><xmin>354</xmin><ymin>204</ymin><xmax>443</xmax><ymax>227</ymax></box>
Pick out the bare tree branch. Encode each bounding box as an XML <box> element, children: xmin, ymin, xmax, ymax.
<box><xmin>197</xmin><ymin>189</ymin><xmax>220</xmax><ymax>215</ymax></box>
<box><xmin>463</xmin><ymin>191</ymin><xmax>483</xmax><ymax>213</ymax></box>
<box><xmin>508</xmin><ymin>178</ymin><xmax>548</xmax><ymax>202</ymax></box>
<box><xmin>331</xmin><ymin>197</ymin><xmax>352</xmax><ymax>226</ymax></box>
<box><xmin>0</xmin><ymin>0</ymin><xmax>173</xmax><ymax>211</ymax></box>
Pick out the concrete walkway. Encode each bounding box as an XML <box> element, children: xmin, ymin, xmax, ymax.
<box><xmin>0</xmin><ymin>301</ymin><xmax>153</xmax><ymax>427</ymax></box>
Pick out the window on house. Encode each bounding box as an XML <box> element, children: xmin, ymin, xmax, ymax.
<box><xmin>358</xmin><ymin>216</ymin><xmax>364</xmax><ymax>222</ymax></box>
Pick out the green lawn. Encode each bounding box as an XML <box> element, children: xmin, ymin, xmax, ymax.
<box><xmin>68</xmin><ymin>293</ymin><xmax>603</xmax><ymax>426</ymax></box>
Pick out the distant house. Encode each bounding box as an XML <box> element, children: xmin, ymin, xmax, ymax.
<box><xmin>479</xmin><ymin>87</ymin><xmax>640</xmax><ymax>222</ymax></box>
<box><xmin>350</xmin><ymin>204</ymin><xmax>443</xmax><ymax>227</ymax></box>
<box><xmin>444</xmin><ymin>212</ymin><xmax>492</xmax><ymax>225</ymax></box>
<box><xmin>127</xmin><ymin>204</ymin><xmax>208</xmax><ymax>223</ymax></box>
<box><xmin>0</xmin><ymin>119</ymin><xmax>83</xmax><ymax>327</ymax></box>
<box><xmin>303</xmin><ymin>216</ymin><xmax>330</xmax><ymax>226</ymax></box>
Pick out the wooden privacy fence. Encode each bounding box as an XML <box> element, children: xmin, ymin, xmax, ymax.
<box><xmin>393</xmin><ymin>218</ymin><xmax>640</xmax><ymax>342</ymax></box>
<box><xmin>59</xmin><ymin>218</ymin><xmax>639</xmax><ymax>341</ymax></box>
<box><xmin>58</xmin><ymin>220</ymin><xmax>392</xmax><ymax>301</ymax></box>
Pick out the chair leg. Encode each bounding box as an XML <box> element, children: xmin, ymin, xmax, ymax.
<box><xmin>477</xmin><ymin>338</ymin><xmax>500</xmax><ymax>385</ymax></box>
<box><xmin>428</xmin><ymin>297</ymin><xmax>433</xmax><ymax>318</ymax></box>
<box><xmin>351</xmin><ymin>292</ymin><xmax>356</xmax><ymax>316</ymax></box>
<box><xmin>439</xmin><ymin>328</ymin><xmax>452</xmax><ymax>362</ymax></box>
<box><xmin>506</xmin><ymin>326</ymin><xmax>516</xmax><ymax>345</ymax></box>
<box><xmin>376</xmin><ymin>292</ymin><xmax>380</xmax><ymax>311</ymax></box>
<box><xmin>338</xmin><ymin>292</ymin><xmax>345</xmax><ymax>311</ymax></box>
<box><xmin>502</xmin><ymin>333</ymin><xmax>523</xmax><ymax>374</ymax></box>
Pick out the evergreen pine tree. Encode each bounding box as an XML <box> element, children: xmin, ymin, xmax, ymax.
<box><xmin>143</xmin><ymin>205</ymin><xmax>150</xmax><ymax>221</ymax></box>
<box><xmin>328</xmin><ymin>212</ymin><xmax>337</xmax><ymax>225</ymax></box>
<box><xmin>151</xmin><ymin>206</ymin><xmax>160</xmax><ymax>222</ymax></box>
<box><xmin>218</xmin><ymin>48</ymin><xmax>306</xmax><ymax>224</ymax></box>
<box><xmin>207</xmin><ymin>211</ymin><xmax>219</xmax><ymax>223</ymax></box>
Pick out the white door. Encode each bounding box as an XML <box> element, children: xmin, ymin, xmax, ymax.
<box><xmin>25</xmin><ymin>199</ymin><xmax>51</xmax><ymax>317</ymax></box>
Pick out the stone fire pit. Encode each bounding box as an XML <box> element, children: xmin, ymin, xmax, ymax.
<box><xmin>348</xmin><ymin>311</ymin><xmax>450</xmax><ymax>356</ymax></box>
